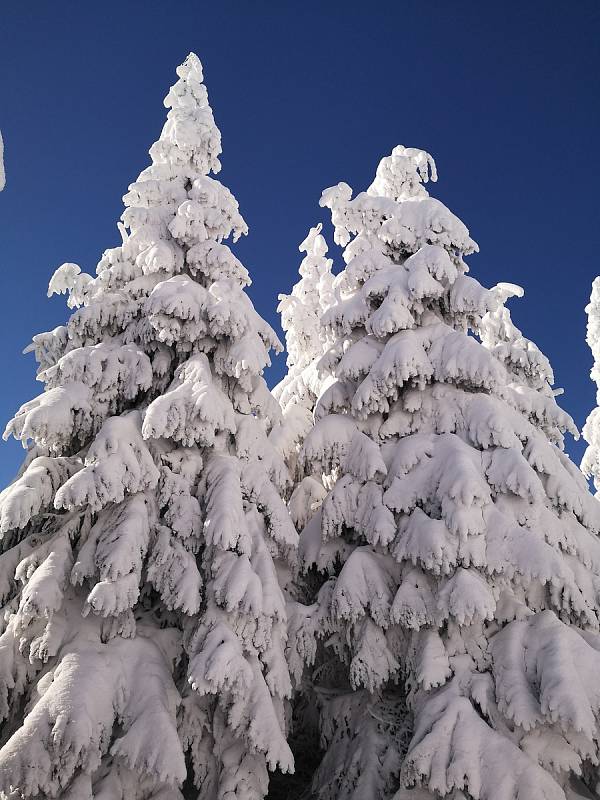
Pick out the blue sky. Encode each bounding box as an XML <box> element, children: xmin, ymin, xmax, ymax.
<box><xmin>0</xmin><ymin>1</ymin><xmax>599</xmax><ymax>486</ymax></box>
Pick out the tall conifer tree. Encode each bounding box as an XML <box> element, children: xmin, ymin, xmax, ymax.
<box><xmin>0</xmin><ymin>54</ymin><xmax>296</xmax><ymax>799</ymax></box>
<box><xmin>287</xmin><ymin>146</ymin><xmax>600</xmax><ymax>800</ymax></box>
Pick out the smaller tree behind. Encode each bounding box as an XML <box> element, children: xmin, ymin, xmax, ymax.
<box><xmin>582</xmin><ymin>277</ymin><xmax>600</xmax><ymax>492</ymax></box>
<box><xmin>270</xmin><ymin>224</ymin><xmax>335</xmax><ymax>507</ymax></box>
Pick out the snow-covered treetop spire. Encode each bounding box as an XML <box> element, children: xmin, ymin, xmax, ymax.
<box><xmin>321</xmin><ymin>144</ymin><xmax>474</xmax><ymax>255</ymax></box>
<box><xmin>268</xmin><ymin>224</ymin><xmax>337</xmax><ymax>483</ymax></box>
<box><xmin>150</xmin><ymin>51</ymin><xmax>222</xmax><ymax>177</ymax></box>
<box><xmin>368</xmin><ymin>144</ymin><xmax>437</xmax><ymax>202</ymax></box>
<box><xmin>277</xmin><ymin>222</ymin><xmax>335</xmax><ymax>371</ymax></box>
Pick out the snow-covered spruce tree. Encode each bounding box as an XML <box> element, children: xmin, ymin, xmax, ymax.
<box><xmin>274</xmin><ymin>223</ymin><xmax>336</xmax><ymax>415</ymax></box>
<box><xmin>582</xmin><ymin>278</ymin><xmax>600</xmax><ymax>493</ymax></box>
<box><xmin>265</xmin><ymin>227</ymin><xmax>340</xmax><ymax>799</ymax></box>
<box><xmin>270</xmin><ymin>224</ymin><xmax>336</xmax><ymax>522</ymax></box>
<box><xmin>0</xmin><ymin>53</ymin><xmax>298</xmax><ymax>799</ymax></box>
<box><xmin>291</xmin><ymin>145</ymin><xmax>600</xmax><ymax>800</ymax></box>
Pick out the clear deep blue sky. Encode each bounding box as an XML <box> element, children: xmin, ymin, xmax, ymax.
<box><xmin>0</xmin><ymin>1</ymin><xmax>599</xmax><ymax>487</ymax></box>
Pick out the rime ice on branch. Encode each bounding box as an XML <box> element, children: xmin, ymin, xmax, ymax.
<box><xmin>0</xmin><ymin>53</ymin><xmax>297</xmax><ymax>799</ymax></box>
<box><xmin>288</xmin><ymin>144</ymin><xmax>600</xmax><ymax>800</ymax></box>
